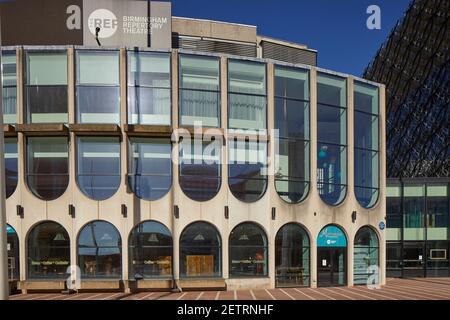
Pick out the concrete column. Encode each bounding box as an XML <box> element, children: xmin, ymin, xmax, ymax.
<box><xmin>170</xmin><ymin>51</ymin><xmax>180</xmax><ymax>285</ymax></box>
<box><xmin>119</xmin><ymin>48</ymin><xmax>129</xmax><ymax>285</ymax></box>
<box><xmin>379</xmin><ymin>85</ymin><xmax>387</xmax><ymax>286</ymax></box>
<box><xmin>347</xmin><ymin>77</ymin><xmax>354</xmax><ymax>287</ymax></box>
<box><xmin>16</xmin><ymin>47</ymin><xmax>26</xmax><ymax>283</ymax></box>
<box><xmin>220</xmin><ymin>56</ymin><xmax>229</xmax><ymax>280</ymax></box>
<box><xmin>266</xmin><ymin>62</ymin><xmax>275</xmax><ymax>288</ymax></box>
<box><xmin>309</xmin><ymin>68</ymin><xmax>318</xmax><ymax>288</ymax></box>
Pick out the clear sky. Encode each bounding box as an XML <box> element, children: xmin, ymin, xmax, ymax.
<box><xmin>171</xmin><ymin>0</ymin><xmax>412</xmax><ymax>76</ymax></box>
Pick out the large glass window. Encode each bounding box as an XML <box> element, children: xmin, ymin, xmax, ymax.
<box><xmin>317</xmin><ymin>73</ymin><xmax>347</xmax><ymax>205</ymax></box>
<box><xmin>179</xmin><ymin>138</ymin><xmax>221</xmax><ymax>201</ymax></box>
<box><xmin>27</xmin><ymin>221</ymin><xmax>70</xmax><ymax>279</ymax></box>
<box><xmin>5</xmin><ymin>137</ymin><xmax>18</xmax><ymax>198</ymax></box>
<box><xmin>386</xmin><ymin>185</ymin><xmax>402</xmax><ymax>241</ymax></box>
<box><xmin>179</xmin><ymin>55</ymin><xmax>220</xmax><ymax>127</ymax></box>
<box><xmin>128</xmin><ymin>52</ymin><xmax>171</xmax><ymax>125</ymax></box>
<box><xmin>228</xmin><ymin>60</ymin><xmax>266</xmax><ymax>130</ymax></box>
<box><xmin>354</xmin><ymin>226</ymin><xmax>379</xmax><ymax>285</ymax></box>
<box><xmin>26</xmin><ymin>137</ymin><xmax>69</xmax><ymax>200</ymax></box>
<box><xmin>274</xmin><ymin>66</ymin><xmax>310</xmax><ymax>203</ymax></box>
<box><xmin>25</xmin><ymin>51</ymin><xmax>68</xmax><ymax>123</ymax></box>
<box><xmin>354</xmin><ymin>81</ymin><xmax>379</xmax><ymax>208</ymax></box>
<box><xmin>229</xmin><ymin>222</ymin><xmax>268</xmax><ymax>277</ymax></box>
<box><xmin>76</xmin><ymin>50</ymin><xmax>120</xmax><ymax>124</ymax></box>
<box><xmin>77</xmin><ymin>137</ymin><xmax>121</xmax><ymax>201</ymax></box>
<box><xmin>180</xmin><ymin>221</ymin><xmax>221</xmax><ymax>278</ymax></box>
<box><xmin>2</xmin><ymin>52</ymin><xmax>17</xmax><ymax>124</ymax></box>
<box><xmin>426</xmin><ymin>185</ymin><xmax>448</xmax><ymax>241</ymax></box>
<box><xmin>275</xmin><ymin>223</ymin><xmax>310</xmax><ymax>287</ymax></box>
<box><xmin>78</xmin><ymin>221</ymin><xmax>122</xmax><ymax>279</ymax></box>
<box><xmin>7</xmin><ymin>224</ymin><xmax>19</xmax><ymax>280</ymax></box>
<box><xmin>128</xmin><ymin>137</ymin><xmax>172</xmax><ymax>201</ymax></box>
<box><xmin>129</xmin><ymin>221</ymin><xmax>172</xmax><ymax>279</ymax></box>
<box><xmin>404</xmin><ymin>185</ymin><xmax>425</xmax><ymax>241</ymax></box>
<box><xmin>228</xmin><ymin>139</ymin><xmax>267</xmax><ymax>202</ymax></box>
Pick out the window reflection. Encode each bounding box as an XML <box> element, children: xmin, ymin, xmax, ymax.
<box><xmin>128</xmin><ymin>137</ymin><xmax>172</xmax><ymax>200</ymax></box>
<box><xmin>354</xmin><ymin>226</ymin><xmax>379</xmax><ymax>285</ymax></box>
<box><xmin>179</xmin><ymin>55</ymin><xmax>220</xmax><ymax>127</ymax></box>
<box><xmin>26</xmin><ymin>137</ymin><xmax>69</xmax><ymax>200</ymax></box>
<box><xmin>77</xmin><ymin>137</ymin><xmax>121</xmax><ymax>201</ymax></box>
<box><xmin>128</xmin><ymin>52</ymin><xmax>171</xmax><ymax>125</ymax></box>
<box><xmin>275</xmin><ymin>223</ymin><xmax>310</xmax><ymax>287</ymax></box>
<box><xmin>229</xmin><ymin>222</ymin><xmax>268</xmax><ymax>277</ymax></box>
<box><xmin>228</xmin><ymin>139</ymin><xmax>267</xmax><ymax>202</ymax></box>
<box><xmin>180</xmin><ymin>222</ymin><xmax>221</xmax><ymax>278</ymax></box>
<box><xmin>354</xmin><ymin>81</ymin><xmax>379</xmax><ymax>208</ymax></box>
<box><xmin>7</xmin><ymin>224</ymin><xmax>19</xmax><ymax>280</ymax></box>
<box><xmin>76</xmin><ymin>50</ymin><xmax>120</xmax><ymax>124</ymax></box>
<box><xmin>274</xmin><ymin>66</ymin><xmax>310</xmax><ymax>203</ymax></box>
<box><xmin>5</xmin><ymin>138</ymin><xmax>18</xmax><ymax>198</ymax></box>
<box><xmin>25</xmin><ymin>51</ymin><xmax>68</xmax><ymax>123</ymax></box>
<box><xmin>78</xmin><ymin>221</ymin><xmax>122</xmax><ymax>279</ymax></box>
<box><xmin>228</xmin><ymin>60</ymin><xmax>266</xmax><ymax>130</ymax></box>
<box><xmin>179</xmin><ymin>138</ymin><xmax>221</xmax><ymax>201</ymax></box>
<box><xmin>317</xmin><ymin>73</ymin><xmax>347</xmax><ymax>205</ymax></box>
<box><xmin>27</xmin><ymin>221</ymin><xmax>70</xmax><ymax>279</ymax></box>
<box><xmin>2</xmin><ymin>52</ymin><xmax>17</xmax><ymax>124</ymax></box>
<box><xmin>129</xmin><ymin>221</ymin><xmax>173</xmax><ymax>279</ymax></box>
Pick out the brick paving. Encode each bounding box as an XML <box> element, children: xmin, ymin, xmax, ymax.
<box><xmin>9</xmin><ymin>278</ymin><xmax>450</xmax><ymax>300</ymax></box>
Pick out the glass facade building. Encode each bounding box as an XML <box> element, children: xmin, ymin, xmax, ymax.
<box><xmin>386</xmin><ymin>179</ymin><xmax>450</xmax><ymax>277</ymax></box>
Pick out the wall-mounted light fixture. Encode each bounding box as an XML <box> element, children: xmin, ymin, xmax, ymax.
<box><xmin>224</xmin><ymin>206</ymin><xmax>229</xmax><ymax>219</ymax></box>
<box><xmin>69</xmin><ymin>204</ymin><xmax>75</xmax><ymax>218</ymax></box>
<box><xmin>271</xmin><ymin>207</ymin><xmax>276</xmax><ymax>220</ymax></box>
<box><xmin>16</xmin><ymin>205</ymin><xmax>24</xmax><ymax>218</ymax></box>
<box><xmin>121</xmin><ymin>204</ymin><xmax>127</xmax><ymax>218</ymax></box>
<box><xmin>174</xmin><ymin>205</ymin><xmax>179</xmax><ymax>219</ymax></box>
<box><xmin>352</xmin><ymin>211</ymin><xmax>357</xmax><ymax>223</ymax></box>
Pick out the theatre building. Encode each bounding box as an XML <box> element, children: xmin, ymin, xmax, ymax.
<box><xmin>1</xmin><ymin>0</ymin><xmax>386</xmax><ymax>292</ymax></box>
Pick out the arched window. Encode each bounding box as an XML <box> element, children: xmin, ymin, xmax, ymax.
<box><xmin>179</xmin><ymin>138</ymin><xmax>221</xmax><ymax>201</ymax></box>
<box><xmin>129</xmin><ymin>221</ymin><xmax>173</xmax><ymax>279</ymax></box>
<box><xmin>228</xmin><ymin>139</ymin><xmax>267</xmax><ymax>202</ymax></box>
<box><xmin>76</xmin><ymin>50</ymin><xmax>120</xmax><ymax>124</ymax></box>
<box><xmin>25</xmin><ymin>51</ymin><xmax>68</xmax><ymax>123</ymax></box>
<box><xmin>228</xmin><ymin>60</ymin><xmax>266</xmax><ymax>130</ymax></box>
<box><xmin>274</xmin><ymin>66</ymin><xmax>310</xmax><ymax>203</ymax></box>
<box><xmin>229</xmin><ymin>222</ymin><xmax>268</xmax><ymax>277</ymax></box>
<box><xmin>275</xmin><ymin>223</ymin><xmax>310</xmax><ymax>287</ymax></box>
<box><xmin>27</xmin><ymin>221</ymin><xmax>70</xmax><ymax>279</ymax></box>
<box><xmin>26</xmin><ymin>136</ymin><xmax>69</xmax><ymax>200</ymax></box>
<box><xmin>7</xmin><ymin>224</ymin><xmax>19</xmax><ymax>280</ymax></box>
<box><xmin>127</xmin><ymin>51</ymin><xmax>171</xmax><ymax>125</ymax></box>
<box><xmin>354</xmin><ymin>226</ymin><xmax>379</xmax><ymax>285</ymax></box>
<box><xmin>128</xmin><ymin>137</ymin><xmax>172</xmax><ymax>200</ymax></box>
<box><xmin>5</xmin><ymin>137</ymin><xmax>18</xmax><ymax>198</ymax></box>
<box><xmin>354</xmin><ymin>81</ymin><xmax>379</xmax><ymax>208</ymax></box>
<box><xmin>2</xmin><ymin>51</ymin><xmax>17</xmax><ymax>124</ymax></box>
<box><xmin>179</xmin><ymin>54</ymin><xmax>220</xmax><ymax>127</ymax></box>
<box><xmin>180</xmin><ymin>221</ymin><xmax>221</xmax><ymax>278</ymax></box>
<box><xmin>78</xmin><ymin>221</ymin><xmax>122</xmax><ymax>279</ymax></box>
<box><xmin>317</xmin><ymin>73</ymin><xmax>347</xmax><ymax>205</ymax></box>
<box><xmin>77</xmin><ymin>136</ymin><xmax>121</xmax><ymax>200</ymax></box>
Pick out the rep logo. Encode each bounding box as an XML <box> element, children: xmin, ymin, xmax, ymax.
<box><xmin>88</xmin><ymin>9</ymin><xmax>118</xmax><ymax>38</ymax></box>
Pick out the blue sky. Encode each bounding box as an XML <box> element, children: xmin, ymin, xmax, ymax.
<box><xmin>171</xmin><ymin>0</ymin><xmax>412</xmax><ymax>76</ymax></box>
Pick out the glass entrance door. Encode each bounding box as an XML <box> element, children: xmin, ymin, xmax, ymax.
<box><xmin>317</xmin><ymin>247</ymin><xmax>347</xmax><ymax>287</ymax></box>
<box><xmin>402</xmin><ymin>242</ymin><xmax>425</xmax><ymax>277</ymax></box>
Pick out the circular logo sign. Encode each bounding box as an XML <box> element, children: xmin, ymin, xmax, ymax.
<box><xmin>88</xmin><ymin>9</ymin><xmax>118</xmax><ymax>38</ymax></box>
<box><xmin>379</xmin><ymin>221</ymin><xmax>385</xmax><ymax>230</ymax></box>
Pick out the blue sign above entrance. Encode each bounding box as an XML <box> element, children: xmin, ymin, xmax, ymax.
<box><xmin>6</xmin><ymin>225</ymin><xmax>16</xmax><ymax>234</ymax></box>
<box><xmin>317</xmin><ymin>225</ymin><xmax>347</xmax><ymax>247</ymax></box>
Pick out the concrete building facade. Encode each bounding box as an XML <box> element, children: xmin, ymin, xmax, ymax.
<box><xmin>2</xmin><ymin>15</ymin><xmax>386</xmax><ymax>292</ymax></box>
